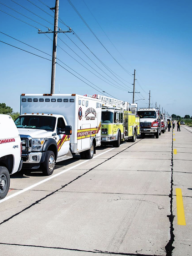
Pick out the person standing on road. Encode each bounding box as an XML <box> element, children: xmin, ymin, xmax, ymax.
<box><xmin>173</xmin><ymin>120</ymin><xmax>175</xmax><ymax>129</ymax></box>
<box><xmin>168</xmin><ymin>120</ymin><xmax>171</xmax><ymax>132</ymax></box>
<box><xmin>177</xmin><ymin>120</ymin><xmax>181</xmax><ymax>131</ymax></box>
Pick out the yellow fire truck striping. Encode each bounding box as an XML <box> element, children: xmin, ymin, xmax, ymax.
<box><xmin>176</xmin><ymin>188</ymin><xmax>186</xmax><ymax>225</ymax></box>
<box><xmin>173</xmin><ymin>138</ymin><xmax>176</xmax><ymax>141</ymax></box>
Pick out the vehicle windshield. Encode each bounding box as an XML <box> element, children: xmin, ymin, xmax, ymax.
<box><xmin>138</xmin><ymin>111</ymin><xmax>156</xmax><ymax>119</ymax></box>
<box><xmin>102</xmin><ymin>111</ymin><xmax>114</xmax><ymax>123</ymax></box>
<box><xmin>15</xmin><ymin>116</ymin><xmax>56</xmax><ymax>131</ymax></box>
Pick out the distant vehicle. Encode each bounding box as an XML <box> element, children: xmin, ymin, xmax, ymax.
<box><xmin>138</xmin><ymin>108</ymin><xmax>161</xmax><ymax>138</ymax></box>
<box><xmin>180</xmin><ymin>121</ymin><xmax>185</xmax><ymax>125</ymax></box>
<box><xmin>0</xmin><ymin>114</ymin><xmax>22</xmax><ymax>199</ymax></box>
<box><xmin>15</xmin><ymin>94</ymin><xmax>102</xmax><ymax>176</ymax></box>
<box><xmin>161</xmin><ymin>120</ymin><xmax>166</xmax><ymax>133</ymax></box>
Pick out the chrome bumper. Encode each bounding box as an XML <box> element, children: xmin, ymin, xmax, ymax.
<box><xmin>101</xmin><ymin>135</ymin><xmax>117</xmax><ymax>142</ymax></box>
<box><xmin>141</xmin><ymin>128</ymin><xmax>157</xmax><ymax>133</ymax></box>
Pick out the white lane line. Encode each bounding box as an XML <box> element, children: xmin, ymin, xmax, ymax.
<box><xmin>0</xmin><ymin>148</ymin><xmax>115</xmax><ymax>204</ymax></box>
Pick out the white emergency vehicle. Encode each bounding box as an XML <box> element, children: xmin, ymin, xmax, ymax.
<box><xmin>138</xmin><ymin>108</ymin><xmax>161</xmax><ymax>138</ymax></box>
<box><xmin>15</xmin><ymin>94</ymin><xmax>102</xmax><ymax>175</ymax></box>
<box><xmin>0</xmin><ymin>114</ymin><xmax>22</xmax><ymax>199</ymax></box>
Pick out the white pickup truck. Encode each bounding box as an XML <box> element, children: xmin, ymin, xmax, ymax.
<box><xmin>15</xmin><ymin>94</ymin><xmax>102</xmax><ymax>176</ymax></box>
<box><xmin>0</xmin><ymin>114</ymin><xmax>22</xmax><ymax>199</ymax></box>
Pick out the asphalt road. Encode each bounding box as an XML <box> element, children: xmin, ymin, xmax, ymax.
<box><xmin>0</xmin><ymin>126</ymin><xmax>191</xmax><ymax>256</ymax></box>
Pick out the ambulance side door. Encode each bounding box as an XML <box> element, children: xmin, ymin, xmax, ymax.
<box><xmin>56</xmin><ymin>117</ymin><xmax>70</xmax><ymax>157</ymax></box>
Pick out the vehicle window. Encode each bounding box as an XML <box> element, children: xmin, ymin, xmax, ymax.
<box><xmin>138</xmin><ymin>111</ymin><xmax>156</xmax><ymax>118</ymax></box>
<box><xmin>101</xmin><ymin>112</ymin><xmax>114</xmax><ymax>123</ymax></box>
<box><xmin>114</xmin><ymin>112</ymin><xmax>120</xmax><ymax>123</ymax></box>
<box><xmin>15</xmin><ymin>116</ymin><xmax>56</xmax><ymax>131</ymax></box>
<box><xmin>57</xmin><ymin>118</ymin><xmax>65</xmax><ymax>130</ymax></box>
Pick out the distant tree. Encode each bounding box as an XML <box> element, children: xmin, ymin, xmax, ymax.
<box><xmin>0</xmin><ymin>103</ymin><xmax>12</xmax><ymax>114</ymax></box>
<box><xmin>176</xmin><ymin>115</ymin><xmax>181</xmax><ymax>119</ymax></box>
<box><xmin>10</xmin><ymin>112</ymin><xmax>20</xmax><ymax>120</ymax></box>
<box><xmin>0</xmin><ymin>103</ymin><xmax>19</xmax><ymax>120</ymax></box>
<box><xmin>172</xmin><ymin>114</ymin><xmax>177</xmax><ymax>119</ymax></box>
<box><xmin>184</xmin><ymin>115</ymin><xmax>190</xmax><ymax>119</ymax></box>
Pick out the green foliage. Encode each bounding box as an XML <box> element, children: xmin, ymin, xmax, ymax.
<box><xmin>0</xmin><ymin>103</ymin><xmax>13</xmax><ymax>114</ymax></box>
<box><xmin>0</xmin><ymin>103</ymin><xmax>19</xmax><ymax>120</ymax></box>
<box><xmin>172</xmin><ymin>114</ymin><xmax>177</xmax><ymax>119</ymax></box>
<box><xmin>10</xmin><ymin>112</ymin><xmax>20</xmax><ymax>121</ymax></box>
<box><xmin>184</xmin><ymin>115</ymin><xmax>190</xmax><ymax>119</ymax></box>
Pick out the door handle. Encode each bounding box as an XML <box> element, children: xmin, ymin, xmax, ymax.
<box><xmin>13</xmin><ymin>145</ymin><xmax>18</xmax><ymax>149</ymax></box>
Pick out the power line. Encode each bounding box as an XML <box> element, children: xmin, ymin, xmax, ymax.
<box><xmin>26</xmin><ymin>0</ymin><xmax>54</xmax><ymax>18</ymax></box>
<box><xmin>0</xmin><ymin>9</ymin><xmax>39</xmax><ymax>30</ymax></box>
<box><xmin>0</xmin><ymin>40</ymin><xmax>51</xmax><ymax>61</ymax></box>
<box><xmin>57</xmin><ymin>62</ymin><xmax>112</xmax><ymax>96</ymax></box>
<box><xmin>0</xmin><ymin>31</ymin><xmax>52</xmax><ymax>57</ymax></box>
<box><xmin>37</xmin><ymin>0</ymin><xmax>51</xmax><ymax>9</ymax></box>
<box><xmin>57</xmin><ymin>59</ymin><xmax>116</xmax><ymax>98</ymax></box>
<box><xmin>82</xmin><ymin>0</ymin><xmax>132</xmax><ymax>76</ymax></box>
<box><xmin>11</xmin><ymin>0</ymin><xmax>53</xmax><ymax>26</ymax></box>
<box><xmin>0</xmin><ymin>37</ymin><xmax>114</xmax><ymax>97</ymax></box>
<box><xmin>59</xmin><ymin>35</ymin><xmax>128</xmax><ymax>91</ymax></box>
<box><xmin>73</xmin><ymin>32</ymin><xmax>132</xmax><ymax>87</ymax></box>
<box><xmin>45</xmin><ymin>34</ymin><xmax>126</xmax><ymax>93</ymax></box>
<box><xmin>57</xmin><ymin>38</ymin><xmax>126</xmax><ymax>91</ymax></box>
<box><xmin>68</xmin><ymin>0</ymin><xmax>132</xmax><ymax>77</ymax></box>
<box><xmin>0</xmin><ymin>2</ymin><xmax>50</xmax><ymax>29</ymax></box>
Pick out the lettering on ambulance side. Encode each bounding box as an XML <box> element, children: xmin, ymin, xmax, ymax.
<box><xmin>57</xmin><ymin>135</ymin><xmax>70</xmax><ymax>152</ymax></box>
<box><xmin>0</xmin><ymin>138</ymin><xmax>15</xmax><ymax>144</ymax></box>
<box><xmin>77</xmin><ymin>122</ymin><xmax>101</xmax><ymax>140</ymax></box>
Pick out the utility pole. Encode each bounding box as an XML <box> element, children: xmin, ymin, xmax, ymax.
<box><xmin>128</xmin><ymin>69</ymin><xmax>140</xmax><ymax>104</ymax></box>
<box><xmin>148</xmin><ymin>90</ymin><xmax>151</xmax><ymax>108</ymax></box>
<box><xmin>38</xmin><ymin>0</ymin><xmax>72</xmax><ymax>94</ymax></box>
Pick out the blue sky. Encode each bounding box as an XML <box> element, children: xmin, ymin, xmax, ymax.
<box><xmin>0</xmin><ymin>0</ymin><xmax>192</xmax><ymax>116</ymax></box>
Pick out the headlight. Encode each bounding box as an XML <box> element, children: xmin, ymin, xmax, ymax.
<box><xmin>31</xmin><ymin>138</ymin><xmax>45</xmax><ymax>151</ymax></box>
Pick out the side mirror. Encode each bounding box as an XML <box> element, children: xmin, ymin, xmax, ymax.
<box><xmin>59</xmin><ymin>125</ymin><xmax>72</xmax><ymax>135</ymax></box>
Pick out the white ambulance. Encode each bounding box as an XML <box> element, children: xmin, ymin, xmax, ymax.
<box><xmin>15</xmin><ymin>94</ymin><xmax>102</xmax><ymax>176</ymax></box>
<box><xmin>0</xmin><ymin>114</ymin><xmax>22</xmax><ymax>199</ymax></box>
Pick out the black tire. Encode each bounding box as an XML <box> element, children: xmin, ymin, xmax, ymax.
<box><xmin>162</xmin><ymin>130</ymin><xmax>165</xmax><ymax>134</ymax></box>
<box><xmin>156</xmin><ymin>131</ymin><xmax>159</xmax><ymax>139</ymax></box>
<box><xmin>114</xmin><ymin>132</ymin><xmax>121</xmax><ymax>147</ymax></box>
<box><xmin>42</xmin><ymin>151</ymin><xmax>55</xmax><ymax>176</ymax></box>
<box><xmin>131</xmin><ymin>131</ymin><xmax>137</xmax><ymax>142</ymax></box>
<box><xmin>141</xmin><ymin>133</ymin><xmax>145</xmax><ymax>138</ymax></box>
<box><xmin>80</xmin><ymin>151</ymin><xmax>86</xmax><ymax>159</ymax></box>
<box><xmin>0</xmin><ymin>166</ymin><xmax>10</xmax><ymax>200</ymax></box>
<box><xmin>84</xmin><ymin>142</ymin><xmax>95</xmax><ymax>159</ymax></box>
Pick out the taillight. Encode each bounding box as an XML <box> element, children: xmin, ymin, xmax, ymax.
<box><xmin>151</xmin><ymin>121</ymin><xmax>159</xmax><ymax>127</ymax></box>
<box><xmin>161</xmin><ymin>122</ymin><xmax>165</xmax><ymax>127</ymax></box>
<box><xmin>20</xmin><ymin>142</ymin><xmax>22</xmax><ymax>157</ymax></box>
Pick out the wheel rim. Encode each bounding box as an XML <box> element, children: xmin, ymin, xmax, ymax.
<box><xmin>90</xmin><ymin>144</ymin><xmax>94</xmax><ymax>157</ymax></box>
<box><xmin>0</xmin><ymin>174</ymin><xmax>7</xmax><ymax>193</ymax></box>
<box><xmin>48</xmin><ymin>155</ymin><xmax>55</xmax><ymax>171</ymax></box>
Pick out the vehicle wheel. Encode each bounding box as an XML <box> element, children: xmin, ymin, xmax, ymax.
<box><xmin>156</xmin><ymin>131</ymin><xmax>159</xmax><ymax>139</ymax></box>
<box><xmin>42</xmin><ymin>151</ymin><xmax>55</xmax><ymax>176</ymax></box>
<box><xmin>80</xmin><ymin>151</ymin><xmax>86</xmax><ymax>159</ymax></box>
<box><xmin>131</xmin><ymin>131</ymin><xmax>137</xmax><ymax>142</ymax></box>
<box><xmin>0</xmin><ymin>166</ymin><xmax>10</xmax><ymax>200</ymax></box>
<box><xmin>141</xmin><ymin>133</ymin><xmax>145</xmax><ymax>138</ymax></box>
<box><xmin>114</xmin><ymin>132</ymin><xmax>121</xmax><ymax>147</ymax></box>
<box><xmin>162</xmin><ymin>130</ymin><xmax>165</xmax><ymax>134</ymax></box>
<box><xmin>85</xmin><ymin>142</ymin><xmax>94</xmax><ymax>159</ymax></box>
